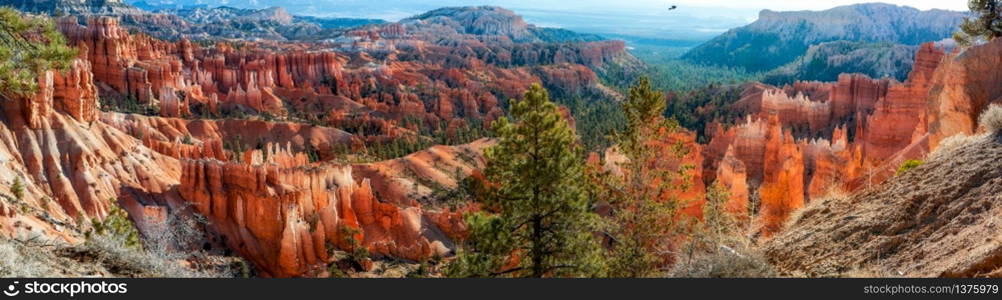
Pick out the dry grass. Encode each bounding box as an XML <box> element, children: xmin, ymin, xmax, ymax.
<box><xmin>929</xmin><ymin>133</ymin><xmax>979</xmax><ymax>162</ymax></box>
<box><xmin>980</xmin><ymin>103</ymin><xmax>1002</xmax><ymax>134</ymax></box>
<box><xmin>669</xmin><ymin>242</ymin><xmax>777</xmax><ymax>278</ymax></box>
<box><xmin>784</xmin><ymin>186</ymin><xmax>848</xmax><ymax>231</ymax></box>
<box><xmin>0</xmin><ymin>238</ymin><xmax>58</xmax><ymax>277</ymax></box>
<box><xmin>91</xmin><ymin>206</ymin><xmax>244</xmax><ymax>278</ymax></box>
<box><xmin>81</xmin><ymin>234</ymin><xmax>195</xmax><ymax>277</ymax></box>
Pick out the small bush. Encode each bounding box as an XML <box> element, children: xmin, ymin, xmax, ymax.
<box><xmin>10</xmin><ymin>177</ymin><xmax>23</xmax><ymax>201</ymax></box>
<box><xmin>89</xmin><ymin>204</ymin><xmax>142</xmax><ymax>249</ymax></box>
<box><xmin>328</xmin><ymin>263</ymin><xmax>348</xmax><ymax>278</ymax></box>
<box><xmin>980</xmin><ymin>104</ymin><xmax>1002</xmax><ymax>134</ymax></box>
<box><xmin>233</xmin><ymin>260</ymin><xmax>252</xmax><ymax>278</ymax></box>
<box><xmin>406</xmin><ymin>261</ymin><xmax>431</xmax><ymax>278</ymax></box>
<box><xmin>343</xmin><ymin>226</ymin><xmax>369</xmax><ymax>261</ymax></box>
<box><xmin>895</xmin><ymin>159</ymin><xmax>923</xmax><ymax>176</ymax></box>
<box><xmin>337</xmin><ymin>226</ymin><xmax>370</xmax><ymax>271</ymax></box>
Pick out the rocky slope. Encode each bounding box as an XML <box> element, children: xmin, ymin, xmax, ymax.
<box><xmin>765</xmin><ymin>133</ymin><xmax>1002</xmax><ymax>277</ymax></box>
<box><xmin>683</xmin><ymin>3</ymin><xmax>964</xmax><ymax>73</ymax></box>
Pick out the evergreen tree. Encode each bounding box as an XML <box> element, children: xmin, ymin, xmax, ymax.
<box><xmin>447</xmin><ymin>84</ymin><xmax>605</xmax><ymax>278</ymax></box>
<box><xmin>600</xmin><ymin>77</ymin><xmax>694</xmax><ymax>277</ymax></box>
<box><xmin>701</xmin><ymin>183</ymin><xmax>738</xmax><ymax>246</ymax></box>
<box><xmin>0</xmin><ymin>8</ymin><xmax>77</xmax><ymax>100</ymax></box>
<box><xmin>955</xmin><ymin>0</ymin><xmax>1002</xmax><ymax>46</ymax></box>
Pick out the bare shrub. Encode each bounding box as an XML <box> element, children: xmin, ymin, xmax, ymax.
<box><xmin>81</xmin><ymin>234</ymin><xmax>203</xmax><ymax>277</ymax></box>
<box><xmin>0</xmin><ymin>238</ymin><xmax>56</xmax><ymax>277</ymax></box>
<box><xmin>980</xmin><ymin>103</ymin><xmax>1002</xmax><ymax>134</ymax></box>
<box><xmin>84</xmin><ymin>204</ymin><xmax>221</xmax><ymax>278</ymax></box>
<box><xmin>670</xmin><ymin>185</ymin><xmax>778</xmax><ymax>278</ymax></box>
<box><xmin>669</xmin><ymin>242</ymin><xmax>776</xmax><ymax>278</ymax></box>
<box><xmin>929</xmin><ymin>133</ymin><xmax>978</xmax><ymax>162</ymax></box>
<box><xmin>145</xmin><ymin>205</ymin><xmax>202</xmax><ymax>258</ymax></box>
<box><xmin>784</xmin><ymin>186</ymin><xmax>847</xmax><ymax>231</ymax></box>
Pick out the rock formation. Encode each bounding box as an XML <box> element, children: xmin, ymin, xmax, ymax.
<box><xmin>0</xmin><ymin>58</ymin><xmax>180</xmax><ymax>242</ymax></box>
<box><xmin>701</xmin><ymin>41</ymin><xmax>956</xmax><ymax>236</ymax></box>
<box><xmin>177</xmin><ymin>141</ymin><xmax>484</xmax><ymax>277</ymax></box>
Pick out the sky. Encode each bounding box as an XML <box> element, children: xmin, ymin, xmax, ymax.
<box><xmin>132</xmin><ymin>0</ymin><xmax>970</xmax><ymax>41</ymax></box>
<box><xmin>653</xmin><ymin>0</ymin><xmax>966</xmax><ymax>11</ymax></box>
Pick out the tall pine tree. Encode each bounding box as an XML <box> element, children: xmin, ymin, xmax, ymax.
<box><xmin>598</xmin><ymin>77</ymin><xmax>694</xmax><ymax>277</ymax></box>
<box><xmin>447</xmin><ymin>84</ymin><xmax>605</xmax><ymax>278</ymax></box>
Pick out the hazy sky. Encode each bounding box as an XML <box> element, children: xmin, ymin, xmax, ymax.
<box><xmin>654</xmin><ymin>0</ymin><xmax>967</xmax><ymax>11</ymax></box>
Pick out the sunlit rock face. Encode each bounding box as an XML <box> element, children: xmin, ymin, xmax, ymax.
<box><xmin>0</xmin><ymin>56</ymin><xmax>180</xmax><ymax>243</ymax></box>
<box><xmin>178</xmin><ymin>141</ymin><xmax>486</xmax><ymax>277</ymax></box>
<box><xmin>701</xmin><ymin>42</ymin><xmax>972</xmax><ymax>235</ymax></box>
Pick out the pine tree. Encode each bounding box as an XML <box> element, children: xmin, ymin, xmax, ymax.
<box><xmin>600</xmin><ymin>77</ymin><xmax>694</xmax><ymax>277</ymax></box>
<box><xmin>446</xmin><ymin>84</ymin><xmax>605</xmax><ymax>278</ymax></box>
<box><xmin>0</xmin><ymin>8</ymin><xmax>77</xmax><ymax>100</ymax></box>
<box><xmin>701</xmin><ymin>182</ymin><xmax>737</xmax><ymax>246</ymax></box>
<box><xmin>955</xmin><ymin>0</ymin><xmax>1002</xmax><ymax>46</ymax></box>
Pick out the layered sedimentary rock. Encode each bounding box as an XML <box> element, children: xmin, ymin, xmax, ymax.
<box><xmin>758</xmin><ymin>116</ymin><xmax>805</xmax><ymax>236</ymax></box>
<box><xmin>925</xmin><ymin>39</ymin><xmax>1002</xmax><ymax>146</ymax></box>
<box><xmin>59</xmin><ymin>17</ymin><xmax>184</xmax><ymax>103</ymax></box>
<box><xmin>52</xmin><ymin>59</ymin><xmax>100</xmax><ymax>123</ymax></box>
<box><xmin>714</xmin><ymin>146</ymin><xmax>749</xmax><ymax>221</ymax></box>
<box><xmin>801</xmin><ymin>126</ymin><xmax>859</xmax><ymax>199</ymax></box>
<box><xmin>353</xmin><ymin>140</ymin><xmax>492</xmax><ymax>207</ymax></box>
<box><xmin>702</xmin><ymin>42</ymin><xmax>952</xmax><ymax>236</ymax></box>
<box><xmin>177</xmin><ymin>141</ymin><xmax>481</xmax><ymax>277</ymax></box>
<box><xmin>0</xmin><ymin>24</ymin><xmax>498</xmax><ymax>276</ymax></box>
<box><xmin>57</xmin><ymin>13</ymin><xmax>624</xmax><ymax>149</ymax></box>
<box><xmin>101</xmin><ymin>113</ymin><xmax>354</xmax><ymax>161</ymax></box>
<box><xmin>710</xmin><ymin>39</ymin><xmax>1002</xmax><ymax>239</ymax></box>
<box><xmin>0</xmin><ymin>59</ymin><xmax>180</xmax><ymax>244</ymax></box>
<box><xmin>859</xmin><ymin>43</ymin><xmax>945</xmax><ymax>167</ymax></box>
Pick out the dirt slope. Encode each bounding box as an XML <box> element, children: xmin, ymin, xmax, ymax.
<box><xmin>765</xmin><ymin>134</ymin><xmax>1002</xmax><ymax>277</ymax></box>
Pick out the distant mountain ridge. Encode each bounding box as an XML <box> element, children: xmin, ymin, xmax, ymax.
<box><xmin>5</xmin><ymin>0</ymin><xmax>144</xmax><ymax>15</ymax></box>
<box><xmin>402</xmin><ymin>6</ymin><xmax>603</xmax><ymax>43</ymax></box>
<box><xmin>683</xmin><ymin>3</ymin><xmax>965</xmax><ymax>73</ymax></box>
<box><xmin>7</xmin><ymin>0</ymin><xmax>386</xmax><ymax>41</ymax></box>
<box><xmin>762</xmin><ymin>41</ymin><xmax>919</xmax><ymax>85</ymax></box>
